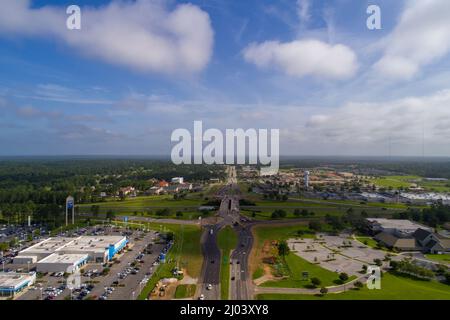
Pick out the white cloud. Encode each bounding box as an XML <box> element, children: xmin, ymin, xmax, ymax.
<box><xmin>302</xmin><ymin>89</ymin><xmax>450</xmax><ymax>153</ymax></box>
<box><xmin>374</xmin><ymin>0</ymin><xmax>450</xmax><ymax>80</ymax></box>
<box><xmin>297</xmin><ymin>0</ymin><xmax>310</xmax><ymax>24</ymax></box>
<box><xmin>0</xmin><ymin>0</ymin><xmax>214</xmax><ymax>74</ymax></box>
<box><xmin>243</xmin><ymin>39</ymin><xmax>358</xmax><ymax>79</ymax></box>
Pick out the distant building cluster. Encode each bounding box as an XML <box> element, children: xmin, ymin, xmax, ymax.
<box><xmin>96</xmin><ymin>176</ymin><xmax>205</xmax><ymax>199</ymax></box>
<box><xmin>147</xmin><ymin>177</ymin><xmax>198</xmax><ymax>195</ymax></box>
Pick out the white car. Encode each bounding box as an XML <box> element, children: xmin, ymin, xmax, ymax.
<box><xmin>207</xmin><ymin>284</ymin><xmax>212</xmax><ymax>290</ymax></box>
<box><xmin>199</xmin><ymin>294</ymin><xmax>205</xmax><ymax>300</ymax></box>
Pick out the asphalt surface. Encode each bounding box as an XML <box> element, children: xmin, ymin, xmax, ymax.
<box><xmin>199</xmin><ymin>224</ymin><xmax>221</xmax><ymax>300</ymax></box>
<box><xmin>198</xmin><ymin>166</ymin><xmax>255</xmax><ymax>300</ymax></box>
<box><xmin>230</xmin><ymin>224</ymin><xmax>253</xmax><ymax>300</ymax></box>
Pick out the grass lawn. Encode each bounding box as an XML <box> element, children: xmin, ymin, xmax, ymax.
<box><xmin>136</xmin><ymin>222</ymin><xmax>202</xmax><ymax>300</ymax></box>
<box><xmin>425</xmin><ymin>254</ymin><xmax>450</xmax><ymax>263</ymax></box>
<box><xmin>257</xmin><ymin>272</ymin><xmax>450</xmax><ymax>300</ymax></box>
<box><xmin>372</xmin><ymin>175</ymin><xmax>450</xmax><ymax>192</ymax></box>
<box><xmin>217</xmin><ymin>226</ymin><xmax>238</xmax><ymax>300</ymax></box>
<box><xmin>240</xmin><ymin>197</ymin><xmax>411</xmax><ymax>221</ymax></box>
<box><xmin>79</xmin><ymin>195</ymin><xmax>204</xmax><ymax>212</ymax></box>
<box><xmin>261</xmin><ymin>253</ymin><xmax>353</xmax><ymax>288</ymax></box>
<box><xmin>252</xmin><ymin>266</ymin><xmax>264</xmax><ymax>280</ymax></box>
<box><xmin>250</xmin><ymin>223</ymin><xmax>315</xmax><ymax>280</ymax></box>
<box><xmin>174</xmin><ymin>284</ymin><xmax>196</xmax><ymax>299</ymax></box>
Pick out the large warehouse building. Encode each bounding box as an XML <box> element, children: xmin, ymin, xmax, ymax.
<box><xmin>14</xmin><ymin>235</ymin><xmax>128</xmax><ymax>273</ymax></box>
<box><xmin>0</xmin><ymin>272</ymin><xmax>36</xmax><ymax>297</ymax></box>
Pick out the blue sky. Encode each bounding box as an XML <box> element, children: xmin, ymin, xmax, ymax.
<box><xmin>1</xmin><ymin>0</ymin><xmax>450</xmax><ymax>156</ymax></box>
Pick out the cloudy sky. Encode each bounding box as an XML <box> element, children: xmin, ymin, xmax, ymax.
<box><xmin>1</xmin><ymin>0</ymin><xmax>450</xmax><ymax>156</ymax></box>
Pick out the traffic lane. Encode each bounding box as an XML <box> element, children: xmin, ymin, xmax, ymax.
<box><xmin>201</xmin><ymin>282</ymin><xmax>220</xmax><ymax>300</ymax></box>
<box><xmin>201</xmin><ymin>228</ymin><xmax>221</xmax><ymax>285</ymax></box>
<box><xmin>199</xmin><ymin>226</ymin><xmax>221</xmax><ymax>300</ymax></box>
<box><xmin>230</xmin><ymin>226</ymin><xmax>253</xmax><ymax>300</ymax></box>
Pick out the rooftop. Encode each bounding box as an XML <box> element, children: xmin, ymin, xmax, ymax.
<box><xmin>0</xmin><ymin>272</ymin><xmax>35</xmax><ymax>288</ymax></box>
<box><xmin>367</xmin><ymin>218</ymin><xmax>431</xmax><ymax>231</ymax></box>
<box><xmin>20</xmin><ymin>237</ymin><xmax>75</xmax><ymax>254</ymax></box>
<box><xmin>38</xmin><ymin>253</ymin><xmax>88</xmax><ymax>264</ymax></box>
<box><xmin>19</xmin><ymin>235</ymin><xmax>126</xmax><ymax>256</ymax></box>
<box><xmin>60</xmin><ymin>235</ymin><xmax>125</xmax><ymax>253</ymax></box>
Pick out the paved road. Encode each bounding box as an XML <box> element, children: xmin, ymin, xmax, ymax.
<box><xmin>230</xmin><ymin>224</ymin><xmax>253</xmax><ymax>300</ymax></box>
<box><xmin>198</xmin><ymin>166</ymin><xmax>256</xmax><ymax>300</ymax></box>
<box><xmin>198</xmin><ymin>224</ymin><xmax>221</xmax><ymax>300</ymax></box>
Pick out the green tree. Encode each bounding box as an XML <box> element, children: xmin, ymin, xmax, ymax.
<box><xmin>374</xmin><ymin>258</ymin><xmax>382</xmax><ymax>266</ymax></box>
<box><xmin>90</xmin><ymin>205</ymin><xmax>100</xmax><ymax>218</ymax></box>
<box><xmin>271</xmin><ymin>209</ymin><xmax>287</xmax><ymax>219</ymax></box>
<box><xmin>106</xmin><ymin>210</ymin><xmax>115</xmax><ymax>221</ymax></box>
<box><xmin>308</xmin><ymin>221</ymin><xmax>322</xmax><ymax>232</ymax></box>
<box><xmin>339</xmin><ymin>272</ymin><xmax>349</xmax><ymax>282</ymax></box>
<box><xmin>277</xmin><ymin>240</ymin><xmax>290</xmax><ymax>257</ymax></box>
<box><xmin>311</xmin><ymin>277</ymin><xmax>321</xmax><ymax>287</ymax></box>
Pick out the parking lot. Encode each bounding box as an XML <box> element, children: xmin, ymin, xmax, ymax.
<box><xmin>288</xmin><ymin>234</ymin><xmax>388</xmax><ymax>276</ymax></box>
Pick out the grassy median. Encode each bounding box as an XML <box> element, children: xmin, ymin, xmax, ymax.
<box><xmin>217</xmin><ymin>226</ymin><xmax>238</xmax><ymax>300</ymax></box>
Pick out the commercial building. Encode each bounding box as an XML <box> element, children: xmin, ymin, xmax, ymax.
<box><xmin>36</xmin><ymin>253</ymin><xmax>88</xmax><ymax>274</ymax></box>
<box><xmin>374</xmin><ymin>227</ymin><xmax>450</xmax><ymax>254</ymax></box>
<box><xmin>366</xmin><ymin>218</ymin><xmax>431</xmax><ymax>237</ymax></box>
<box><xmin>171</xmin><ymin>177</ymin><xmax>184</xmax><ymax>184</ymax></box>
<box><xmin>413</xmin><ymin>228</ymin><xmax>450</xmax><ymax>254</ymax></box>
<box><xmin>14</xmin><ymin>236</ymin><xmax>128</xmax><ymax>273</ymax></box>
<box><xmin>0</xmin><ymin>272</ymin><xmax>36</xmax><ymax>297</ymax></box>
<box><xmin>374</xmin><ymin>232</ymin><xmax>418</xmax><ymax>251</ymax></box>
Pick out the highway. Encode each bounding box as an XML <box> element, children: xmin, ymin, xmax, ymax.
<box><xmin>230</xmin><ymin>224</ymin><xmax>253</xmax><ymax>300</ymax></box>
<box><xmin>198</xmin><ymin>166</ymin><xmax>255</xmax><ymax>300</ymax></box>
